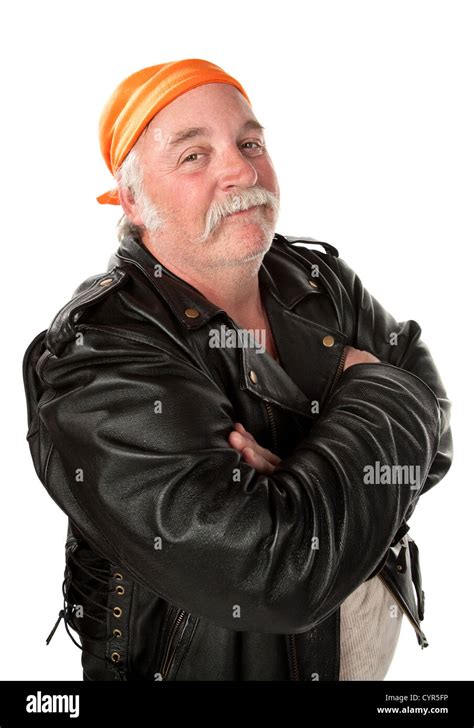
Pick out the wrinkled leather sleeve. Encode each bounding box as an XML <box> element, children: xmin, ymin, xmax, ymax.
<box><xmin>38</xmin><ymin>324</ymin><xmax>441</xmax><ymax>635</ymax></box>
<box><xmin>331</xmin><ymin>255</ymin><xmax>453</xmax><ymax>506</ymax></box>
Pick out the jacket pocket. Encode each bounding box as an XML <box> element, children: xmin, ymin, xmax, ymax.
<box><xmin>155</xmin><ymin>606</ymin><xmax>199</xmax><ymax>681</ymax></box>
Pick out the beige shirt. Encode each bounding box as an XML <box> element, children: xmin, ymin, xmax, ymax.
<box><xmin>339</xmin><ymin>575</ymin><xmax>403</xmax><ymax>680</ymax></box>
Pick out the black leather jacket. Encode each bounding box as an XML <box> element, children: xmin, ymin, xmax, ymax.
<box><xmin>23</xmin><ymin>232</ymin><xmax>452</xmax><ymax>681</ymax></box>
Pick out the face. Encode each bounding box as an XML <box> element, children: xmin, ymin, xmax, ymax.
<box><xmin>120</xmin><ymin>83</ymin><xmax>280</xmax><ymax>271</ymax></box>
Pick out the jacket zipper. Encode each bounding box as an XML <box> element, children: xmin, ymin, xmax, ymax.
<box><xmin>263</xmin><ymin>401</ymin><xmax>278</xmax><ymax>452</ymax></box>
<box><xmin>288</xmin><ymin>634</ymin><xmax>299</xmax><ymax>681</ymax></box>
<box><xmin>158</xmin><ymin>608</ymin><xmax>187</xmax><ymax>680</ymax></box>
<box><xmin>263</xmin><ymin>400</ymin><xmax>300</xmax><ymax>681</ymax></box>
<box><xmin>326</xmin><ymin>346</ymin><xmax>347</xmax><ymax>401</ymax></box>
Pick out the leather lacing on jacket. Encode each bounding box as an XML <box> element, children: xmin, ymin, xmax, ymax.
<box><xmin>46</xmin><ymin>548</ymin><xmax>127</xmax><ymax>680</ymax></box>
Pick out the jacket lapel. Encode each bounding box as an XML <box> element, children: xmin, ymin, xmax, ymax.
<box><xmin>113</xmin><ymin>233</ymin><xmax>347</xmax><ymax>417</ymax></box>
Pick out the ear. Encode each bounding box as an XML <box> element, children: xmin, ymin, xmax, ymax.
<box><xmin>117</xmin><ymin>186</ymin><xmax>144</xmax><ymax>226</ymax></box>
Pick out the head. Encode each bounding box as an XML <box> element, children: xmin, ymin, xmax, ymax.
<box><xmin>115</xmin><ymin>82</ymin><xmax>280</xmax><ymax>272</ymax></box>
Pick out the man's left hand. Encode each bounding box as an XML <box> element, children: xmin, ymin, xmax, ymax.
<box><xmin>228</xmin><ymin>422</ymin><xmax>281</xmax><ymax>475</ymax></box>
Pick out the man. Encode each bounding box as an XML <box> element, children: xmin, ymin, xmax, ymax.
<box><xmin>23</xmin><ymin>59</ymin><xmax>452</xmax><ymax>681</ymax></box>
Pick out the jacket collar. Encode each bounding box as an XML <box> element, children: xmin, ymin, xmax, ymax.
<box><xmin>110</xmin><ymin>231</ymin><xmax>328</xmax><ymax>330</ymax></box>
<box><xmin>109</xmin><ymin>231</ymin><xmax>347</xmax><ymax>419</ymax></box>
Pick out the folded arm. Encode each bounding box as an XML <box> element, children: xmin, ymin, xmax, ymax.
<box><xmin>332</xmin><ymin>254</ymin><xmax>453</xmax><ymax>499</ymax></box>
<box><xmin>38</xmin><ymin>325</ymin><xmax>441</xmax><ymax>634</ymax></box>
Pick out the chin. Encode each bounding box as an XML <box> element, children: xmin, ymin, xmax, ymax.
<box><xmin>205</xmin><ymin>225</ymin><xmax>272</xmax><ymax>269</ymax></box>
<box><xmin>234</xmin><ymin>221</ymin><xmax>272</xmax><ymax>241</ymax></box>
<box><xmin>231</xmin><ymin>227</ymin><xmax>274</xmax><ymax>257</ymax></box>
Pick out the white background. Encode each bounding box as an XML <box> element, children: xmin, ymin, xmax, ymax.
<box><xmin>1</xmin><ymin>0</ymin><xmax>471</xmax><ymax>680</ymax></box>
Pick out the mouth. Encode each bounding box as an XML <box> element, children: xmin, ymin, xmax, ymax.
<box><xmin>229</xmin><ymin>205</ymin><xmax>261</xmax><ymax>217</ymax></box>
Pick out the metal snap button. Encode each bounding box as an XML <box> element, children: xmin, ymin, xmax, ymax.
<box><xmin>99</xmin><ymin>277</ymin><xmax>114</xmax><ymax>287</ymax></box>
<box><xmin>249</xmin><ymin>370</ymin><xmax>258</xmax><ymax>384</ymax></box>
<box><xmin>308</xmin><ymin>280</ymin><xmax>319</xmax><ymax>289</ymax></box>
<box><xmin>322</xmin><ymin>335</ymin><xmax>335</xmax><ymax>347</ymax></box>
<box><xmin>184</xmin><ymin>308</ymin><xmax>200</xmax><ymax>318</ymax></box>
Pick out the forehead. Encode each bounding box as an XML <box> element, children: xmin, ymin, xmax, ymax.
<box><xmin>145</xmin><ymin>83</ymin><xmax>258</xmax><ymax>139</ymax></box>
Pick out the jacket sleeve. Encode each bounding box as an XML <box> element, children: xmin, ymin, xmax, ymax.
<box><xmin>38</xmin><ymin>325</ymin><xmax>441</xmax><ymax>634</ymax></box>
<box><xmin>332</xmin><ymin>254</ymin><xmax>453</xmax><ymax>502</ymax></box>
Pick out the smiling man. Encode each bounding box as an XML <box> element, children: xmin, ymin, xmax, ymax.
<box><xmin>23</xmin><ymin>59</ymin><xmax>452</xmax><ymax>681</ymax></box>
<box><xmin>114</xmin><ymin>78</ymin><xmax>281</xmax><ymax>358</ymax></box>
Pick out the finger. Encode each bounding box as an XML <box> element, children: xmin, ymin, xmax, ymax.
<box><xmin>247</xmin><ymin>439</ymin><xmax>281</xmax><ymax>465</ymax></box>
<box><xmin>234</xmin><ymin>422</ymin><xmax>256</xmax><ymax>443</ymax></box>
<box><xmin>230</xmin><ymin>429</ymin><xmax>281</xmax><ymax>466</ymax></box>
<box><xmin>241</xmin><ymin>445</ymin><xmax>275</xmax><ymax>475</ymax></box>
<box><xmin>259</xmin><ymin>446</ymin><xmax>281</xmax><ymax>466</ymax></box>
<box><xmin>228</xmin><ymin>431</ymin><xmax>247</xmax><ymax>451</ymax></box>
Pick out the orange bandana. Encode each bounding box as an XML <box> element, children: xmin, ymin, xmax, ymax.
<box><xmin>96</xmin><ymin>58</ymin><xmax>251</xmax><ymax>205</ymax></box>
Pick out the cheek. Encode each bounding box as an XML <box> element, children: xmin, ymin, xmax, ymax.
<box><xmin>257</xmin><ymin>156</ymin><xmax>279</xmax><ymax>191</ymax></box>
<box><xmin>168</xmin><ymin>178</ymin><xmax>212</xmax><ymax>216</ymax></box>
<box><xmin>139</xmin><ymin>164</ymin><xmax>207</xmax><ymax>213</ymax></box>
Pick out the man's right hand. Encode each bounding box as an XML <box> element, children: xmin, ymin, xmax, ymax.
<box><xmin>343</xmin><ymin>345</ymin><xmax>381</xmax><ymax>371</ymax></box>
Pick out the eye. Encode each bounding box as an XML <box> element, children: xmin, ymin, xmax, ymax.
<box><xmin>182</xmin><ymin>152</ymin><xmax>203</xmax><ymax>164</ymax></box>
<box><xmin>181</xmin><ymin>141</ymin><xmax>265</xmax><ymax>165</ymax></box>
<box><xmin>241</xmin><ymin>141</ymin><xmax>265</xmax><ymax>152</ymax></box>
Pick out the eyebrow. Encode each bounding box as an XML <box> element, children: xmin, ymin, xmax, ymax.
<box><xmin>166</xmin><ymin>119</ymin><xmax>266</xmax><ymax>150</ymax></box>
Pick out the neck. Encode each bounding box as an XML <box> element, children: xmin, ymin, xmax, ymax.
<box><xmin>142</xmin><ymin>239</ymin><xmax>267</xmax><ymax>327</ymax></box>
<box><xmin>183</xmin><ymin>266</ymin><xmax>265</xmax><ymax>327</ymax></box>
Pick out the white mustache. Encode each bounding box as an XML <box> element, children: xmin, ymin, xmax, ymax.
<box><xmin>197</xmin><ymin>187</ymin><xmax>279</xmax><ymax>243</ymax></box>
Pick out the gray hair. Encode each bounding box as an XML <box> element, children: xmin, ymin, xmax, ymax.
<box><xmin>115</xmin><ymin>148</ymin><xmax>165</xmax><ymax>242</ymax></box>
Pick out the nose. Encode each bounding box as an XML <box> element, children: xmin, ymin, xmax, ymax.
<box><xmin>217</xmin><ymin>145</ymin><xmax>258</xmax><ymax>190</ymax></box>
